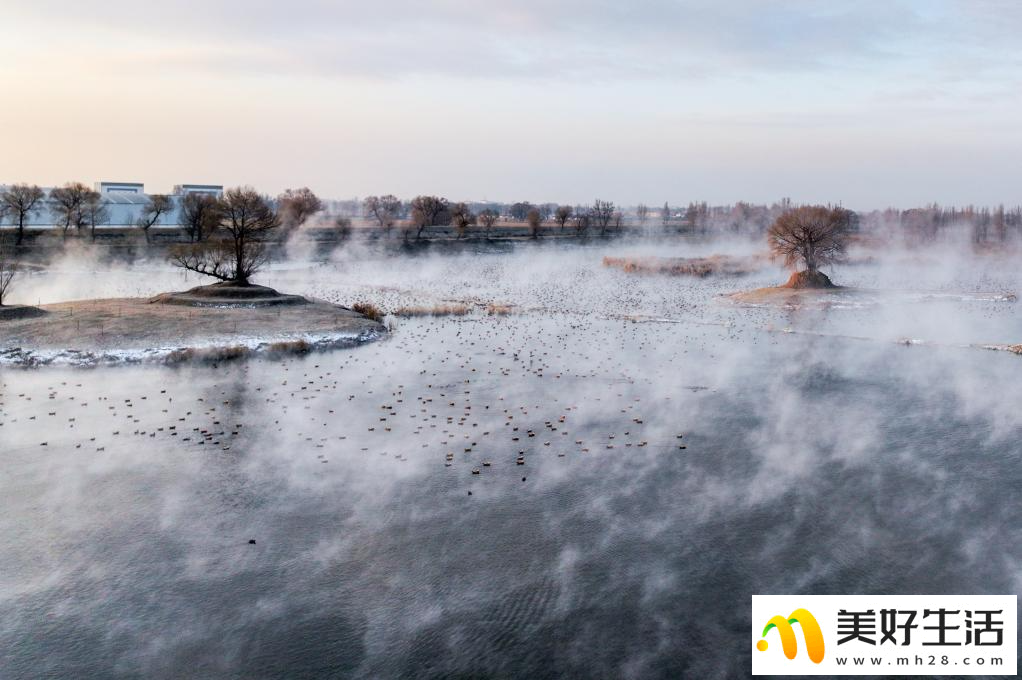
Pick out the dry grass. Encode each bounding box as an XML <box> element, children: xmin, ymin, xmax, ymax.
<box><xmin>165</xmin><ymin>345</ymin><xmax>250</xmax><ymax>365</ymax></box>
<box><xmin>392</xmin><ymin>304</ymin><xmax>471</xmax><ymax>317</ymax></box>
<box><xmin>603</xmin><ymin>254</ymin><xmax>765</xmax><ymax>277</ymax></box>
<box><xmin>266</xmin><ymin>339</ymin><xmax>312</xmax><ymax>354</ymax></box>
<box><xmin>485</xmin><ymin>303</ymin><xmax>515</xmax><ymax>316</ymax></box>
<box><xmin>352</xmin><ymin>301</ymin><xmax>384</xmax><ymax>322</ymax></box>
<box><xmin>166</xmin><ymin>339</ymin><xmax>313</xmax><ymax>364</ymax></box>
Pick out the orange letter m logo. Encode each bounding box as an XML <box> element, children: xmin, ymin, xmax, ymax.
<box><xmin>756</xmin><ymin>608</ymin><xmax>825</xmax><ymax>664</ymax></box>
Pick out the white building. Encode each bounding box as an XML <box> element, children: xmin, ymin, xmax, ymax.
<box><xmin>95</xmin><ymin>181</ymin><xmax>144</xmax><ymax>194</ymax></box>
<box><xmin>173</xmin><ymin>184</ymin><xmax>223</xmax><ymax>197</ymax></box>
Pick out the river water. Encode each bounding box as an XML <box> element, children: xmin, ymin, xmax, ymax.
<box><xmin>2</xmin><ymin>241</ymin><xmax>1020</xmax><ymax>678</ymax></box>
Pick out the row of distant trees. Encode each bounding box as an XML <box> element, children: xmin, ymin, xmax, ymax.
<box><xmin>0</xmin><ymin>184</ymin><xmax>631</xmax><ymax>246</ymax></box>
<box><xmin>6</xmin><ymin>182</ymin><xmax>1022</xmax><ymax>250</ymax></box>
<box><xmin>0</xmin><ymin>183</ymin><xmax>329</xmax><ymax>247</ymax></box>
<box><xmin>0</xmin><ymin>182</ymin><xmax>186</xmax><ymax>245</ymax></box>
<box><xmin>630</xmin><ymin>200</ymin><xmax>1022</xmax><ymax>246</ymax></box>
<box><xmin>363</xmin><ymin>195</ymin><xmax>624</xmax><ymax>240</ymax></box>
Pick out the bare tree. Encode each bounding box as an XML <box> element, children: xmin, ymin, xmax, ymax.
<box><xmin>171</xmin><ymin>187</ymin><xmax>280</xmax><ymax>284</ymax></box>
<box><xmin>82</xmin><ymin>191</ymin><xmax>109</xmax><ymax>241</ymax></box>
<box><xmin>592</xmin><ymin>199</ymin><xmax>615</xmax><ymax>236</ymax></box>
<box><xmin>767</xmin><ymin>205</ymin><xmax>850</xmax><ymax>286</ymax></box>
<box><xmin>277</xmin><ymin>187</ymin><xmax>323</xmax><ymax>232</ymax></box>
<box><xmin>636</xmin><ymin>204</ymin><xmax>649</xmax><ymax>229</ymax></box>
<box><xmin>179</xmin><ymin>192</ymin><xmax>222</xmax><ymax>242</ymax></box>
<box><xmin>0</xmin><ymin>238</ymin><xmax>18</xmax><ymax>306</ymax></box>
<box><xmin>409</xmin><ymin>195</ymin><xmax>450</xmax><ymax>239</ymax></box>
<box><xmin>554</xmin><ymin>205</ymin><xmax>573</xmax><ymax>231</ymax></box>
<box><xmin>450</xmin><ymin>202</ymin><xmax>475</xmax><ymax>239</ymax></box>
<box><xmin>49</xmin><ymin>182</ymin><xmax>90</xmax><ymax>239</ymax></box>
<box><xmin>509</xmin><ymin>202</ymin><xmax>532</xmax><ymax>221</ymax></box>
<box><xmin>333</xmin><ymin>216</ymin><xmax>353</xmax><ymax>242</ymax></box>
<box><xmin>363</xmin><ymin>194</ymin><xmax>402</xmax><ymax>235</ymax></box>
<box><xmin>1</xmin><ymin>184</ymin><xmax>45</xmax><ymax>246</ymax></box>
<box><xmin>138</xmin><ymin>194</ymin><xmax>173</xmax><ymax>244</ymax></box>
<box><xmin>478</xmin><ymin>209</ymin><xmax>499</xmax><ymax>238</ymax></box>
<box><xmin>661</xmin><ymin>202</ymin><xmax>671</xmax><ymax>228</ymax></box>
<box><xmin>526</xmin><ymin>207</ymin><xmax>543</xmax><ymax>239</ymax></box>
<box><xmin>573</xmin><ymin>207</ymin><xmax>591</xmax><ymax>237</ymax></box>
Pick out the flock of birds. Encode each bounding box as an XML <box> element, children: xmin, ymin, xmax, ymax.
<box><xmin>2</xmin><ymin>312</ymin><xmax>697</xmax><ymax>500</ymax></box>
<box><xmin>5</xmin><ymin>247</ymin><xmax>1015</xmax><ymax>498</ymax></box>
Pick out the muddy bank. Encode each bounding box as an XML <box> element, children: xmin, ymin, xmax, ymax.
<box><xmin>0</xmin><ymin>305</ymin><xmax>48</xmax><ymax>321</ymax></box>
<box><xmin>0</xmin><ymin>296</ymin><xmax>385</xmax><ymax>367</ymax></box>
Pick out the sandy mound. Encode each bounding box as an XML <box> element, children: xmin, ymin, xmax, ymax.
<box><xmin>0</xmin><ymin>305</ymin><xmax>49</xmax><ymax>321</ymax></box>
<box><xmin>150</xmin><ymin>282</ymin><xmax>308</xmax><ymax>307</ymax></box>
<box><xmin>729</xmin><ymin>271</ymin><xmax>856</xmax><ymax>306</ymax></box>
<box><xmin>782</xmin><ymin>270</ymin><xmax>837</xmax><ymax>289</ymax></box>
<box><xmin>727</xmin><ymin>269</ymin><xmax>844</xmax><ymax>305</ymax></box>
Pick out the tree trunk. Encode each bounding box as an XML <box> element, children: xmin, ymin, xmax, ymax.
<box><xmin>236</xmin><ymin>238</ymin><xmax>244</xmax><ymax>283</ymax></box>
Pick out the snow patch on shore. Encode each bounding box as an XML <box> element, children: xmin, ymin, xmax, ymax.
<box><xmin>0</xmin><ymin>328</ymin><xmax>385</xmax><ymax>368</ymax></box>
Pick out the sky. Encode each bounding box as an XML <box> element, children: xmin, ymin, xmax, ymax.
<box><xmin>1</xmin><ymin>0</ymin><xmax>1020</xmax><ymax>209</ymax></box>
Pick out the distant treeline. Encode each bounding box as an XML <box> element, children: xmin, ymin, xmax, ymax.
<box><xmin>637</xmin><ymin>200</ymin><xmax>1022</xmax><ymax>246</ymax></box>
<box><xmin>3</xmin><ymin>182</ymin><xmax>1020</xmax><ymax>248</ymax></box>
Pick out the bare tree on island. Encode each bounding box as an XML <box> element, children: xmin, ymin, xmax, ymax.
<box><xmin>1</xmin><ymin>184</ymin><xmax>45</xmax><ymax>246</ymax></box>
<box><xmin>363</xmin><ymin>195</ymin><xmax>402</xmax><ymax>236</ymax></box>
<box><xmin>180</xmin><ymin>193</ymin><xmax>222</xmax><ymax>242</ymax></box>
<box><xmin>138</xmin><ymin>194</ymin><xmax>172</xmax><ymax>244</ymax></box>
<box><xmin>277</xmin><ymin>187</ymin><xmax>323</xmax><ymax>232</ymax></box>
<box><xmin>767</xmin><ymin>205</ymin><xmax>851</xmax><ymax>288</ymax></box>
<box><xmin>172</xmin><ymin>187</ymin><xmax>281</xmax><ymax>285</ymax></box>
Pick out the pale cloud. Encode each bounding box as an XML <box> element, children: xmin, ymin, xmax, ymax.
<box><xmin>2</xmin><ymin>0</ymin><xmax>983</xmax><ymax>81</ymax></box>
<box><xmin>1</xmin><ymin>1</ymin><xmax>1021</xmax><ymax>206</ymax></box>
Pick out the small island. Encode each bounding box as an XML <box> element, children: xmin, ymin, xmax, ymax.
<box><xmin>730</xmin><ymin>205</ymin><xmax>858</xmax><ymax>305</ymax></box>
<box><xmin>0</xmin><ymin>188</ymin><xmax>385</xmax><ymax>367</ymax></box>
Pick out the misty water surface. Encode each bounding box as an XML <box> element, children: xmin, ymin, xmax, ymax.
<box><xmin>2</xmin><ymin>242</ymin><xmax>1020</xmax><ymax>678</ymax></box>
